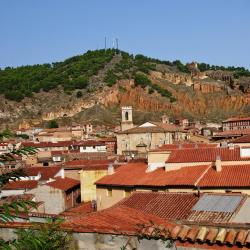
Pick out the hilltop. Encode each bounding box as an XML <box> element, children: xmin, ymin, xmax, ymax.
<box><xmin>0</xmin><ymin>49</ymin><xmax>250</xmax><ymax>128</ymax></box>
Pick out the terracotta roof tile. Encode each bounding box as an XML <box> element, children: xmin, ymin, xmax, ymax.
<box><xmin>198</xmin><ymin>164</ymin><xmax>250</xmax><ymax>187</ymax></box>
<box><xmin>64</xmin><ymin>159</ymin><xmax>115</xmax><ymax>170</ymax></box>
<box><xmin>24</xmin><ymin>166</ymin><xmax>62</xmax><ymax>181</ymax></box>
<box><xmin>155</xmin><ymin>143</ymin><xmax>218</xmax><ymax>151</ymax></box>
<box><xmin>118</xmin><ymin>192</ymin><xmax>199</xmax><ymax>220</ymax></box>
<box><xmin>63</xmin><ymin>205</ymin><xmax>174</xmax><ymax>235</ymax></box>
<box><xmin>96</xmin><ymin>162</ymin><xmax>209</xmax><ymax>187</ymax></box>
<box><xmin>223</xmin><ymin>117</ymin><xmax>250</xmax><ymax>122</ymax></box>
<box><xmin>3</xmin><ymin>180</ymin><xmax>38</xmax><ymax>190</ymax></box>
<box><xmin>231</xmin><ymin>134</ymin><xmax>250</xmax><ymax>143</ymax></box>
<box><xmin>166</xmin><ymin>147</ymin><xmax>250</xmax><ymax>163</ymax></box>
<box><xmin>46</xmin><ymin>177</ymin><xmax>79</xmax><ymax>191</ymax></box>
<box><xmin>60</xmin><ymin>202</ymin><xmax>94</xmax><ymax>217</ymax></box>
<box><xmin>213</xmin><ymin>129</ymin><xmax>250</xmax><ymax>137</ymax></box>
<box><xmin>22</xmin><ymin>141</ymin><xmax>75</xmax><ymax>148</ymax></box>
<box><xmin>117</xmin><ymin>122</ymin><xmax>185</xmax><ymax>134</ymax></box>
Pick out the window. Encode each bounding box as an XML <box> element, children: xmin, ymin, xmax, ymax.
<box><xmin>124</xmin><ymin>190</ymin><xmax>131</xmax><ymax>198</ymax></box>
<box><xmin>107</xmin><ymin>188</ymin><xmax>112</xmax><ymax>197</ymax></box>
<box><xmin>125</xmin><ymin>111</ymin><xmax>129</xmax><ymax>121</ymax></box>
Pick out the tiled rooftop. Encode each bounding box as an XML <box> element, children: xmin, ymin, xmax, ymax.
<box><xmin>96</xmin><ymin>162</ymin><xmax>209</xmax><ymax>187</ymax></box>
<box><xmin>3</xmin><ymin>180</ymin><xmax>38</xmax><ymax>190</ymax></box>
<box><xmin>231</xmin><ymin>134</ymin><xmax>250</xmax><ymax>143</ymax></box>
<box><xmin>154</xmin><ymin>143</ymin><xmax>218</xmax><ymax>151</ymax></box>
<box><xmin>64</xmin><ymin>205</ymin><xmax>173</xmax><ymax>235</ymax></box>
<box><xmin>118</xmin><ymin>192</ymin><xmax>199</xmax><ymax>220</ymax></box>
<box><xmin>64</xmin><ymin>159</ymin><xmax>115</xmax><ymax>170</ymax></box>
<box><xmin>213</xmin><ymin>129</ymin><xmax>250</xmax><ymax>137</ymax></box>
<box><xmin>24</xmin><ymin>166</ymin><xmax>62</xmax><ymax>181</ymax></box>
<box><xmin>198</xmin><ymin>164</ymin><xmax>250</xmax><ymax>187</ymax></box>
<box><xmin>46</xmin><ymin>177</ymin><xmax>80</xmax><ymax>191</ymax></box>
<box><xmin>166</xmin><ymin>147</ymin><xmax>250</xmax><ymax>163</ymax></box>
<box><xmin>223</xmin><ymin>117</ymin><xmax>250</xmax><ymax>122</ymax></box>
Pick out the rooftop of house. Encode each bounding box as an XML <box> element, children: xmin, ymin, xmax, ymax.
<box><xmin>76</xmin><ymin>140</ymin><xmax>106</xmax><ymax>147</ymax></box>
<box><xmin>3</xmin><ymin>180</ymin><xmax>38</xmax><ymax>190</ymax></box>
<box><xmin>63</xmin><ymin>204</ymin><xmax>173</xmax><ymax>235</ymax></box>
<box><xmin>213</xmin><ymin>129</ymin><xmax>250</xmax><ymax>137</ymax></box>
<box><xmin>46</xmin><ymin>177</ymin><xmax>80</xmax><ymax>191</ymax></box>
<box><xmin>231</xmin><ymin>134</ymin><xmax>250</xmax><ymax>143</ymax></box>
<box><xmin>96</xmin><ymin>162</ymin><xmax>210</xmax><ymax>187</ymax></box>
<box><xmin>96</xmin><ymin>161</ymin><xmax>250</xmax><ymax>189</ymax></box>
<box><xmin>62</xmin><ymin>192</ymin><xmax>250</xmax><ymax>249</ymax></box>
<box><xmin>64</xmin><ymin>159</ymin><xmax>115</xmax><ymax>170</ymax></box>
<box><xmin>24</xmin><ymin>166</ymin><xmax>62</xmax><ymax>181</ymax></box>
<box><xmin>60</xmin><ymin>202</ymin><xmax>94</xmax><ymax>217</ymax></box>
<box><xmin>150</xmin><ymin>143</ymin><xmax>218</xmax><ymax>152</ymax></box>
<box><xmin>166</xmin><ymin>146</ymin><xmax>250</xmax><ymax>163</ymax></box>
<box><xmin>117</xmin><ymin>192</ymin><xmax>199</xmax><ymax>221</ymax></box>
<box><xmin>117</xmin><ymin>121</ymin><xmax>186</xmax><ymax>134</ymax></box>
<box><xmin>223</xmin><ymin>117</ymin><xmax>250</xmax><ymax>123</ymax></box>
<box><xmin>22</xmin><ymin>140</ymin><xmax>75</xmax><ymax>148</ymax></box>
<box><xmin>198</xmin><ymin>164</ymin><xmax>250</xmax><ymax>188</ymax></box>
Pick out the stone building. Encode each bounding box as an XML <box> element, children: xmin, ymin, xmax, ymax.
<box><xmin>116</xmin><ymin>107</ymin><xmax>188</xmax><ymax>156</ymax></box>
<box><xmin>222</xmin><ymin>117</ymin><xmax>250</xmax><ymax>131</ymax></box>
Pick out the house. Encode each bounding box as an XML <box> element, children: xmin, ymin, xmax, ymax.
<box><xmin>116</xmin><ymin>106</ymin><xmax>188</xmax><ymax>156</ymax></box>
<box><xmin>63</xmin><ymin>159</ymin><xmax>121</xmax><ymax>202</ymax></box>
<box><xmin>1</xmin><ymin>166</ymin><xmax>63</xmax><ymax>197</ymax></box>
<box><xmin>78</xmin><ymin>140</ymin><xmax>107</xmax><ymax>153</ymax></box>
<box><xmin>165</xmin><ymin>145</ymin><xmax>250</xmax><ymax>170</ymax></box>
<box><xmin>99</xmin><ymin>137</ymin><xmax>117</xmax><ymax>154</ymax></box>
<box><xmin>222</xmin><ymin>117</ymin><xmax>250</xmax><ymax>131</ymax></box>
<box><xmin>62</xmin><ymin>191</ymin><xmax>250</xmax><ymax>250</ymax></box>
<box><xmin>1</xmin><ymin>180</ymin><xmax>38</xmax><ymax>198</ymax></box>
<box><xmin>95</xmin><ymin>157</ymin><xmax>250</xmax><ymax>210</ymax></box>
<box><xmin>212</xmin><ymin>128</ymin><xmax>250</xmax><ymax>140</ymax></box>
<box><xmin>0</xmin><ymin>142</ymin><xmax>9</xmax><ymax>155</ymax></box>
<box><xmin>27</xmin><ymin>177</ymin><xmax>80</xmax><ymax>214</ymax></box>
<box><xmin>231</xmin><ymin>134</ymin><xmax>250</xmax><ymax>147</ymax></box>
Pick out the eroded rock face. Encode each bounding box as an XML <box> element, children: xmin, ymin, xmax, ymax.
<box><xmin>193</xmin><ymin>82</ymin><xmax>225</xmax><ymax>93</ymax></box>
<box><xmin>206</xmin><ymin>70</ymin><xmax>234</xmax><ymax>84</ymax></box>
<box><xmin>150</xmin><ymin>71</ymin><xmax>194</xmax><ymax>86</ymax></box>
<box><xmin>1</xmin><ymin>69</ymin><xmax>250</xmax><ymax>128</ymax></box>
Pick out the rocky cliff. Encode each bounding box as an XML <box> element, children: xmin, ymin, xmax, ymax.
<box><xmin>1</xmin><ymin>51</ymin><xmax>250</xmax><ymax>129</ymax></box>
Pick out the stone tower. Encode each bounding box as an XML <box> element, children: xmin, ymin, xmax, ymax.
<box><xmin>121</xmin><ymin>106</ymin><xmax>134</xmax><ymax>131</ymax></box>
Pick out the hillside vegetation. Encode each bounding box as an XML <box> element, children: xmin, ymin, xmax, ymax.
<box><xmin>1</xmin><ymin>49</ymin><xmax>250</xmax><ymax>102</ymax></box>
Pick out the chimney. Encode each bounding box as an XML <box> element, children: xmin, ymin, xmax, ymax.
<box><xmin>215</xmin><ymin>155</ymin><xmax>222</xmax><ymax>172</ymax></box>
<box><xmin>108</xmin><ymin>163</ymin><xmax>115</xmax><ymax>175</ymax></box>
<box><xmin>161</xmin><ymin>115</ymin><xmax>169</xmax><ymax>124</ymax></box>
<box><xmin>61</xmin><ymin>168</ymin><xmax>65</xmax><ymax>179</ymax></box>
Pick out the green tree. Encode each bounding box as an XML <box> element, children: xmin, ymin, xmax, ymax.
<box><xmin>134</xmin><ymin>73</ymin><xmax>151</xmax><ymax>88</ymax></box>
<box><xmin>48</xmin><ymin>120</ymin><xmax>59</xmax><ymax>129</ymax></box>
<box><xmin>76</xmin><ymin>91</ymin><xmax>83</xmax><ymax>98</ymax></box>
<box><xmin>11</xmin><ymin>219</ymin><xmax>73</xmax><ymax>250</ymax></box>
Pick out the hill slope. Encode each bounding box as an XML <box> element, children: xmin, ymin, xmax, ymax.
<box><xmin>0</xmin><ymin>49</ymin><xmax>250</xmax><ymax>128</ymax></box>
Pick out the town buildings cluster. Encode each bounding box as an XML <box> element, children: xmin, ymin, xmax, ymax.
<box><xmin>1</xmin><ymin>107</ymin><xmax>250</xmax><ymax>249</ymax></box>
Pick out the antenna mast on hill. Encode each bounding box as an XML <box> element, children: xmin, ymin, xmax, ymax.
<box><xmin>104</xmin><ymin>37</ymin><xmax>107</xmax><ymax>51</ymax></box>
<box><xmin>115</xmin><ymin>38</ymin><xmax>119</xmax><ymax>50</ymax></box>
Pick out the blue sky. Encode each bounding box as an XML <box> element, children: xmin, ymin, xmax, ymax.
<box><xmin>0</xmin><ymin>0</ymin><xmax>250</xmax><ymax>69</ymax></box>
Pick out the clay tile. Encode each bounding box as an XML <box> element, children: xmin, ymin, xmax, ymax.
<box><xmin>225</xmin><ymin>229</ymin><xmax>237</xmax><ymax>245</ymax></box>
<box><xmin>171</xmin><ymin>225</ymin><xmax>182</xmax><ymax>239</ymax></box>
<box><xmin>216</xmin><ymin>228</ymin><xmax>227</xmax><ymax>244</ymax></box>
<box><xmin>206</xmin><ymin>228</ymin><xmax>218</xmax><ymax>243</ymax></box>
<box><xmin>186</xmin><ymin>227</ymin><xmax>199</xmax><ymax>242</ymax></box>
<box><xmin>197</xmin><ymin>227</ymin><xmax>208</xmax><ymax>242</ymax></box>
<box><xmin>178</xmin><ymin>225</ymin><xmax>190</xmax><ymax>241</ymax></box>
<box><xmin>245</xmin><ymin>231</ymin><xmax>250</xmax><ymax>245</ymax></box>
<box><xmin>236</xmin><ymin>230</ymin><xmax>247</xmax><ymax>246</ymax></box>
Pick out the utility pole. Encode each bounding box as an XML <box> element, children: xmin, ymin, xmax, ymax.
<box><xmin>115</xmin><ymin>38</ymin><xmax>119</xmax><ymax>53</ymax></box>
